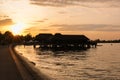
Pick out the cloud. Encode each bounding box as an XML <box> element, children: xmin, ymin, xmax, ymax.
<box><xmin>34</xmin><ymin>18</ymin><xmax>48</xmax><ymax>23</ymax></box>
<box><xmin>35</xmin><ymin>20</ymin><xmax>45</xmax><ymax>23</ymax></box>
<box><xmin>24</xmin><ymin>27</ymin><xmax>49</xmax><ymax>33</ymax></box>
<box><xmin>39</xmin><ymin>29</ymin><xmax>49</xmax><ymax>31</ymax></box>
<box><xmin>0</xmin><ymin>19</ymin><xmax>14</xmax><ymax>27</ymax></box>
<box><xmin>58</xmin><ymin>11</ymin><xmax>67</xmax><ymax>14</ymax></box>
<box><xmin>0</xmin><ymin>15</ymin><xmax>9</xmax><ymax>20</ymax></box>
<box><xmin>30</xmin><ymin>0</ymin><xmax>120</xmax><ymax>8</ymax></box>
<box><xmin>0</xmin><ymin>1</ymin><xmax>3</xmax><ymax>4</ymax></box>
<box><xmin>50</xmin><ymin>24</ymin><xmax>120</xmax><ymax>31</ymax></box>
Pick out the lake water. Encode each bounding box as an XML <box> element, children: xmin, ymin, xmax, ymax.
<box><xmin>15</xmin><ymin>43</ymin><xmax>120</xmax><ymax>80</ymax></box>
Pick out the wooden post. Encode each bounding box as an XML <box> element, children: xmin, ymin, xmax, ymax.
<box><xmin>33</xmin><ymin>44</ymin><xmax>36</xmax><ymax>48</ymax></box>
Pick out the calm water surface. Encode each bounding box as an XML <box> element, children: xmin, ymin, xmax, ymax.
<box><xmin>15</xmin><ymin>43</ymin><xmax>120</xmax><ymax>80</ymax></box>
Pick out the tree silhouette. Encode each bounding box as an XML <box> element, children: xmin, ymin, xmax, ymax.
<box><xmin>0</xmin><ymin>32</ymin><xmax>3</xmax><ymax>44</ymax></box>
<box><xmin>3</xmin><ymin>31</ymin><xmax>14</xmax><ymax>44</ymax></box>
<box><xmin>24</xmin><ymin>33</ymin><xmax>32</xmax><ymax>42</ymax></box>
<box><xmin>14</xmin><ymin>35</ymin><xmax>24</xmax><ymax>43</ymax></box>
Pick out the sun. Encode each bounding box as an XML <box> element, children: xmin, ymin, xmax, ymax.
<box><xmin>10</xmin><ymin>22</ymin><xmax>26</xmax><ymax>35</ymax></box>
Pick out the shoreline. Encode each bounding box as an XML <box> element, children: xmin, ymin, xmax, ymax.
<box><xmin>9</xmin><ymin>45</ymin><xmax>50</xmax><ymax>80</ymax></box>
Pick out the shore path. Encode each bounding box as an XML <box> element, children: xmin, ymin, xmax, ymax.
<box><xmin>0</xmin><ymin>46</ymin><xmax>50</xmax><ymax>80</ymax></box>
<box><xmin>0</xmin><ymin>46</ymin><xmax>23</xmax><ymax>80</ymax></box>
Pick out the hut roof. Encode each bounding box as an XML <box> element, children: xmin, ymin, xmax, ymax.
<box><xmin>35</xmin><ymin>33</ymin><xmax>53</xmax><ymax>42</ymax></box>
<box><xmin>36</xmin><ymin>33</ymin><xmax>90</xmax><ymax>44</ymax></box>
<box><xmin>51</xmin><ymin>33</ymin><xmax>90</xmax><ymax>44</ymax></box>
<box><xmin>53</xmin><ymin>33</ymin><xmax>89</xmax><ymax>41</ymax></box>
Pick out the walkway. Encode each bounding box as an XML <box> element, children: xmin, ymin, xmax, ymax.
<box><xmin>0</xmin><ymin>46</ymin><xmax>23</xmax><ymax>80</ymax></box>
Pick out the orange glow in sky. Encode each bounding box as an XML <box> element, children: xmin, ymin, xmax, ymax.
<box><xmin>10</xmin><ymin>22</ymin><xmax>26</xmax><ymax>35</ymax></box>
<box><xmin>0</xmin><ymin>0</ymin><xmax>120</xmax><ymax>40</ymax></box>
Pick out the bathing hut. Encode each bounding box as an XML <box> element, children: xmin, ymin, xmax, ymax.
<box><xmin>35</xmin><ymin>33</ymin><xmax>91</xmax><ymax>50</ymax></box>
<box><xmin>51</xmin><ymin>33</ymin><xmax>90</xmax><ymax>49</ymax></box>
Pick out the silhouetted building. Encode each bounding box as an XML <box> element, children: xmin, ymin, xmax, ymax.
<box><xmin>35</xmin><ymin>33</ymin><xmax>91</xmax><ymax>50</ymax></box>
<box><xmin>51</xmin><ymin>33</ymin><xmax>89</xmax><ymax>47</ymax></box>
<box><xmin>35</xmin><ymin>33</ymin><xmax>53</xmax><ymax>45</ymax></box>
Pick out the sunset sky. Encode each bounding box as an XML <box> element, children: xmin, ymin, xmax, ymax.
<box><xmin>0</xmin><ymin>0</ymin><xmax>120</xmax><ymax>40</ymax></box>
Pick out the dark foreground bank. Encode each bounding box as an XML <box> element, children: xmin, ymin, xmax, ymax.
<box><xmin>0</xmin><ymin>45</ymin><xmax>50</xmax><ymax>80</ymax></box>
<box><xmin>0</xmin><ymin>46</ymin><xmax>22</xmax><ymax>80</ymax></box>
